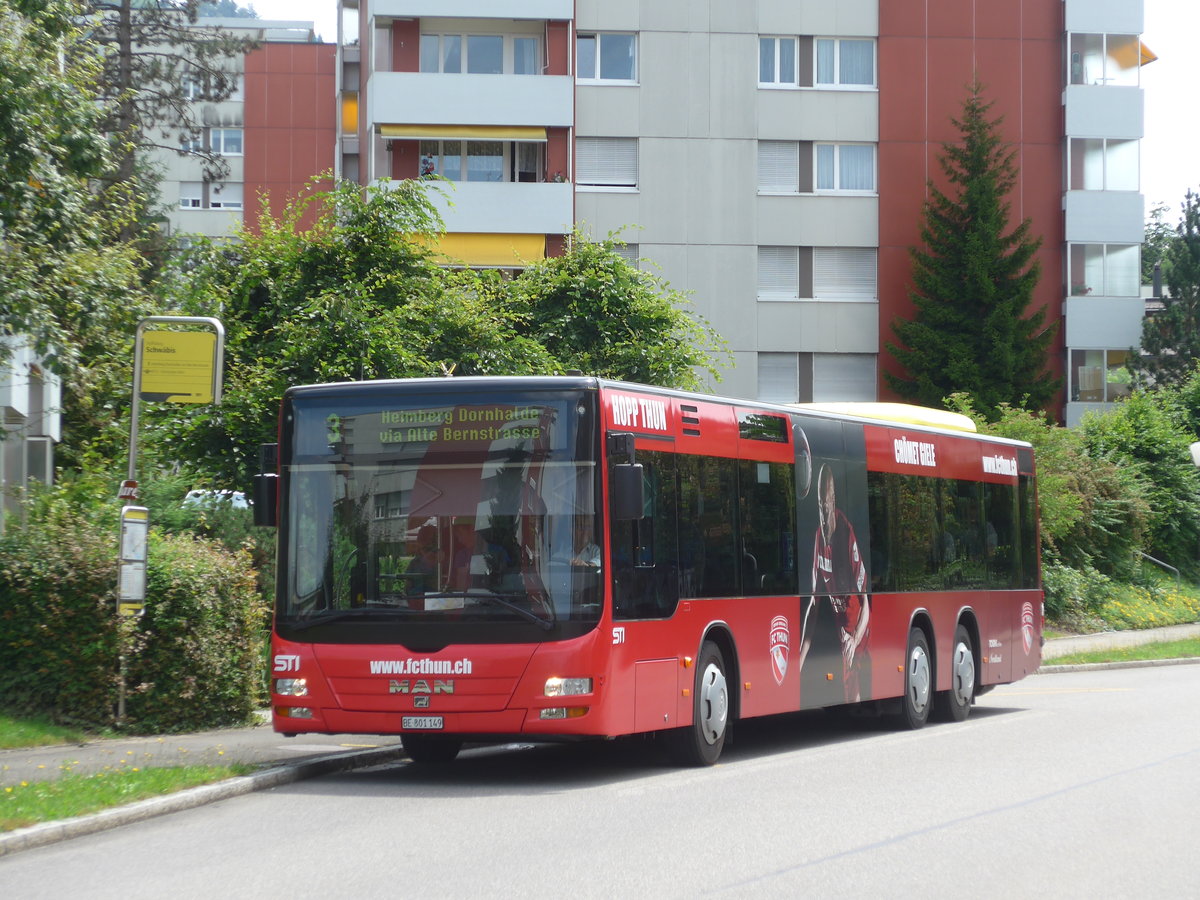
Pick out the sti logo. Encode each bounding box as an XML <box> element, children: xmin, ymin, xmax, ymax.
<box><xmin>273</xmin><ymin>654</ymin><xmax>301</xmax><ymax>673</ymax></box>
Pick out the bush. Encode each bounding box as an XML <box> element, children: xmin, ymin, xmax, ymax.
<box><xmin>1042</xmin><ymin>563</ymin><xmax>1115</xmax><ymax>631</ymax></box>
<box><xmin>0</xmin><ymin>494</ymin><xmax>267</xmax><ymax>732</ymax></box>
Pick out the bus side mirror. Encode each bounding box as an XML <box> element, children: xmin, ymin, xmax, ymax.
<box><xmin>252</xmin><ymin>474</ymin><xmax>277</xmax><ymax>527</ymax></box>
<box><xmin>612</xmin><ymin>463</ymin><xmax>645</xmax><ymax>521</ymax></box>
<box><xmin>253</xmin><ymin>443</ymin><xmax>279</xmax><ymax>528</ymax></box>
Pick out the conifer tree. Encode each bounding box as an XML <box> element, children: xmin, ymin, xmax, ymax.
<box><xmin>1133</xmin><ymin>190</ymin><xmax>1200</xmax><ymax>388</ymax></box>
<box><xmin>886</xmin><ymin>82</ymin><xmax>1059</xmax><ymax>420</ymax></box>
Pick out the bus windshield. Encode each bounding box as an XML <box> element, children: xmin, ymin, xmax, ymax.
<box><xmin>277</xmin><ymin>389</ymin><xmax>601</xmax><ymax>643</ymax></box>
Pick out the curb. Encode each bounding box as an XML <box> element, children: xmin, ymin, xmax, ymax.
<box><xmin>0</xmin><ymin>744</ymin><xmax>406</xmax><ymax>858</ymax></box>
<box><xmin>1038</xmin><ymin>656</ymin><xmax>1200</xmax><ymax>675</ymax></box>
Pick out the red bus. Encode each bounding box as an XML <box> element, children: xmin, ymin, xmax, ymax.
<box><xmin>256</xmin><ymin>376</ymin><xmax>1042</xmax><ymax>765</ymax></box>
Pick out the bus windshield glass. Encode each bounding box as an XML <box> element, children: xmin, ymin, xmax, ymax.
<box><xmin>278</xmin><ymin>389</ymin><xmax>601</xmax><ymax>642</ymax></box>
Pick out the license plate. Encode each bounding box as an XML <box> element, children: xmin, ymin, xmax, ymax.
<box><xmin>402</xmin><ymin>716</ymin><xmax>444</xmax><ymax>730</ymax></box>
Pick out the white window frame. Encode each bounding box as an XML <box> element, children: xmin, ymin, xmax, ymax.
<box><xmin>575</xmin><ymin>137</ymin><xmax>638</xmax><ymax>190</ymax></box>
<box><xmin>758</xmin><ymin>141</ymin><xmax>801</xmax><ymax>194</ymax></box>
<box><xmin>759</xmin><ymin>36</ymin><xmax>798</xmax><ymax>87</ymax></box>
<box><xmin>179</xmin><ymin>182</ymin><xmax>203</xmax><ymax>210</ymax></box>
<box><xmin>758</xmin><ymin>352</ymin><xmax>876</xmax><ymax>402</ymax></box>
<box><xmin>209</xmin><ymin>183</ymin><xmax>244</xmax><ymax>210</ymax></box>
<box><xmin>815</xmin><ymin>143</ymin><xmax>877</xmax><ymax>194</ymax></box>
<box><xmin>1070</xmin><ymin>348</ymin><xmax>1132</xmax><ymax>403</ymax></box>
<box><xmin>420</xmin><ymin>33</ymin><xmax>542</xmax><ymax>76</ymax></box>
<box><xmin>576</xmin><ymin>32</ymin><xmax>638</xmax><ymax>83</ymax></box>
<box><xmin>1068</xmin><ymin>243</ymin><xmax>1140</xmax><ymax>298</ymax></box>
<box><xmin>814</xmin><ymin>38</ymin><xmax>877</xmax><ymax>89</ymax></box>
<box><xmin>210</xmin><ymin>128</ymin><xmax>243</xmax><ymax>156</ymax></box>
<box><xmin>611</xmin><ymin>242</ymin><xmax>640</xmax><ymax>268</ymax></box>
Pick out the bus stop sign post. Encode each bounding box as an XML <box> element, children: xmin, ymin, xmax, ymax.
<box><xmin>117</xmin><ymin>317</ymin><xmax>224</xmax><ymax>722</ymax></box>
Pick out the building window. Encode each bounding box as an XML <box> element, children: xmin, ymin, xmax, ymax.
<box><xmin>611</xmin><ymin>242</ymin><xmax>639</xmax><ymax>268</ymax></box>
<box><xmin>576</xmin><ymin>137</ymin><xmax>637</xmax><ymax>188</ymax></box>
<box><xmin>1071</xmin><ymin>349</ymin><xmax>1132</xmax><ymax>402</ymax></box>
<box><xmin>758</xmin><ymin>247</ymin><xmax>800</xmax><ymax>299</ymax></box>
<box><xmin>758</xmin><ymin>352</ymin><xmax>876</xmax><ymax>402</ymax></box>
<box><xmin>815</xmin><ymin>143</ymin><xmax>876</xmax><ymax>192</ymax></box>
<box><xmin>419</xmin><ymin>140</ymin><xmax>542</xmax><ymax>183</ymax></box>
<box><xmin>813</xmin><ymin>247</ymin><xmax>877</xmax><ymax>300</ymax></box>
<box><xmin>210</xmin><ymin>128</ymin><xmax>243</xmax><ymax>156</ymax></box>
<box><xmin>577</xmin><ymin>32</ymin><xmax>637</xmax><ymax>82</ymax></box>
<box><xmin>759</xmin><ymin>36</ymin><xmax>797</xmax><ymax>86</ymax></box>
<box><xmin>421</xmin><ymin>33</ymin><xmax>541</xmax><ymax>75</ymax></box>
<box><xmin>1068</xmin><ymin>33</ymin><xmax>1140</xmax><ymax>87</ymax></box>
<box><xmin>180</xmin><ymin>131</ymin><xmax>203</xmax><ymax>153</ymax></box>
<box><xmin>758</xmin><ymin>246</ymin><xmax>877</xmax><ymax>301</ymax></box>
<box><xmin>1069</xmin><ymin>138</ymin><xmax>1139</xmax><ymax>191</ymax></box>
<box><xmin>815</xmin><ymin>38</ymin><xmax>876</xmax><ymax>87</ymax></box>
<box><xmin>179</xmin><ymin>182</ymin><xmax>203</xmax><ymax>209</ymax></box>
<box><xmin>758</xmin><ymin>141</ymin><xmax>801</xmax><ymax>193</ymax></box>
<box><xmin>1068</xmin><ymin>243</ymin><xmax>1140</xmax><ymax>297</ymax></box>
<box><xmin>209</xmin><ymin>183</ymin><xmax>243</xmax><ymax>210</ymax></box>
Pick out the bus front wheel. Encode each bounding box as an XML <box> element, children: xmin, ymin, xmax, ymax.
<box><xmin>895</xmin><ymin>627</ymin><xmax>932</xmax><ymax>730</ymax></box>
<box><xmin>669</xmin><ymin>641</ymin><xmax>729</xmax><ymax>766</ymax></box>
<box><xmin>402</xmin><ymin>734</ymin><xmax>463</xmax><ymax>764</ymax></box>
<box><xmin>934</xmin><ymin>624</ymin><xmax>975</xmax><ymax>722</ymax></box>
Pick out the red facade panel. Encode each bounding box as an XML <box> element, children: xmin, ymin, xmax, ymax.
<box><xmin>244</xmin><ymin>42</ymin><xmax>337</xmax><ymax>233</ymax></box>
<box><xmin>878</xmin><ymin>0</ymin><xmax>1065</xmax><ymax>411</ymax></box>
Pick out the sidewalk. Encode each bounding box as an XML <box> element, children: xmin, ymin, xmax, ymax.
<box><xmin>1041</xmin><ymin>622</ymin><xmax>1200</xmax><ymax>660</ymax></box>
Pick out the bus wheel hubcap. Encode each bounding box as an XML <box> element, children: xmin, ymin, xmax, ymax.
<box><xmin>951</xmin><ymin>641</ymin><xmax>975</xmax><ymax>706</ymax></box>
<box><xmin>699</xmin><ymin>663</ymin><xmax>728</xmax><ymax>745</ymax></box>
<box><xmin>909</xmin><ymin>646</ymin><xmax>931</xmax><ymax>714</ymax></box>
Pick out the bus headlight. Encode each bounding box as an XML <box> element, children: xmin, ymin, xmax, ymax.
<box><xmin>544</xmin><ymin>677</ymin><xmax>593</xmax><ymax>697</ymax></box>
<box><xmin>275</xmin><ymin>706</ymin><xmax>313</xmax><ymax>719</ymax></box>
<box><xmin>539</xmin><ymin>707</ymin><xmax>589</xmax><ymax>720</ymax></box>
<box><xmin>273</xmin><ymin>678</ymin><xmax>308</xmax><ymax>697</ymax></box>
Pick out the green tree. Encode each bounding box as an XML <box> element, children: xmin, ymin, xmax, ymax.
<box><xmin>86</xmin><ymin>0</ymin><xmax>259</xmax><ymax>189</ymax></box>
<box><xmin>1142</xmin><ymin>202</ymin><xmax>1176</xmax><ymax>286</ymax></box>
<box><xmin>886</xmin><ymin>82</ymin><xmax>1058</xmax><ymax>420</ymax></box>
<box><xmin>501</xmin><ymin>231</ymin><xmax>728</xmax><ymax>392</ymax></box>
<box><xmin>1133</xmin><ymin>190</ymin><xmax>1200</xmax><ymax>389</ymax></box>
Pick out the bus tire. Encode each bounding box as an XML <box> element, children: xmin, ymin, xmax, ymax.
<box><xmin>895</xmin><ymin>627</ymin><xmax>932</xmax><ymax>730</ymax></box>
<box><xmin>934</xmin><ymin>624</ymin><xmax>975</xmax><ymax>723</ymax></box>
<box><xmin>402</xmin><ymin>734</ymin><xmax>463</xmax><ymax>764</ymax></box>
<box><xmin>669</xmin><ymin>641</ymin><xmax>729</xmax><ymax>766</ymax></box>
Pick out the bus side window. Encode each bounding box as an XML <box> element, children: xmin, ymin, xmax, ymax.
<box><xmin>611</xmin><ymin>450</ymin><xmax>680</xmax><ymax>620</ymax></box>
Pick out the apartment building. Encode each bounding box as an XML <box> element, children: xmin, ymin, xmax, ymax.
<box><xmin>158</xmin><ymin>17</ymin><xmax>337</xmax><ymax>239</ymax></box>
<box><xmin>339</xmin><ymin>0</ymin><xmax>1147</xmax><ymax>424</ymax></box>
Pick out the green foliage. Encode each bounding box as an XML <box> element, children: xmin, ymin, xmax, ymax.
<box><xmin>1133</xmin><ymin>190</ymin><xmax>1200</xmax><ymax>389</ymax></box>
<box><xmin>504</xmin><ymin>230</ymin><xmax>729</xmax><ymax>390</ymax></box>
<box><xmin>887</xmin><ymin>81</ymin><xmax>1058</xmax><ymax>419</ymax></box>
<box><xmin>1078</xmin><ymin>389</ymin><xmax>1200</xmax><ymax>579</ymax></box>
<box><xmin>0</xmin><ymin>487</ymin><xmax>267</xmax><ymax>733</ymax></box>
<box><xmin>1041</xmin><ymin>563</ymin><xmax>1116</xmax><ymax>629</ymax></box>
<box><xmin>948</xmin><ymin>395</ymin><xmax>1149</xmax><ymax>577</ymax></box>
<box><xmin>1142</xmin><ymin>202</ymin><xmax>1177</xmax><ymax>285</ymax></box>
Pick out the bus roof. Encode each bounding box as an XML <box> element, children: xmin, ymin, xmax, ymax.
<box><xmin>791</xmin><ymin>402</ymin><xmax>978</xmax><ymax>433</ymax></box>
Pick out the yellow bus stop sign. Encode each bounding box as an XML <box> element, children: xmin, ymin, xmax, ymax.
<box><xmin>139</xmin><ymin>330</ymin><xmax>218</xmax><ymax>403</ymax></box>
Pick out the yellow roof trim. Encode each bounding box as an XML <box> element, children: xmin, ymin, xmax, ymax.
<box><xmin>380</xmin><ymin>124</ymin><xmax>547</xmax><ymax>141</ymax></box>
<box><xmin>793</xmin><ymin>402</ymin><xmax>978</xmax><ymax>433</ymax></box>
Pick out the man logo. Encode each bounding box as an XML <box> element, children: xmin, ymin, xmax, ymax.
<box><xmin>769</xmin><ymin>615</ymin><xmax>790</xmax><ymax>685</ymax></box>
<box><xmin>389</xmin><ymin>679</ymin><xmax>454</xmax><ymax>695</ymax></box>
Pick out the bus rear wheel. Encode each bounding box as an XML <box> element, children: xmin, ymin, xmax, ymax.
<box><xmin>894</xmin><ymin>627</ymin><xmax>932</xmax><ymax>730</ymax></box>
<box><xmin>402</xmin><ymin>734</ymin><xmax>463</xmax><ymax>764</ymax></box>
<box><xmin>934</xmin><ymin>625</ymin><xmax>975</xmax><ymax>722</ymax></box>
<box><xmin>668</xmin><ymin>641</ymin><xmax>729</xmax><ymax>766</ymax></box>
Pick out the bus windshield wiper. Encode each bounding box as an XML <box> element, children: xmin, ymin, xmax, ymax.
<box><xmin>288</xmin><ymin>607</ymin><xmax>410</xmax><ymax>631</ymax></box>
<box><xmin>426</xmin><ymin>590</ymin><xmax>555</xmax><ymax>631</ymax></box>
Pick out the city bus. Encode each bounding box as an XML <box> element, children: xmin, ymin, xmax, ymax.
<box><xmin>255</xmin><ymin>376</ymin><xmax>1042</xmax><ymax>765</ymax></box>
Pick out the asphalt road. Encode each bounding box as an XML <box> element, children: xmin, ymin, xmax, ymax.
<box><xmin>2</xmin><ymin>663</ymin><xmax>1198</xmax><ymax>898</ymax></box>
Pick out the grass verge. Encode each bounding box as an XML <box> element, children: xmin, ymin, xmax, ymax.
<box><xmin>0</xmin><ymin>714</ymin><xmax>89</xmax><ymax>751</ymax></box>
<box><xmin>1047</xmin><ymin>637</ymin><xmax>1200</xmax><ymax>667</ymax></box>
<box><xmin>1</xmin><ymin>764</ymin><xmax>254</xmax><ymax>832</ymax></box>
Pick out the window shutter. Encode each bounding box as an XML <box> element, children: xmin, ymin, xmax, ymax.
<box><xmin>576</xmin><ymin>137</ymin><xmax>637</xmax><ymax>187</ymax></box>
<box><xmin>813</xmin><ymin>247</ymin><xmax>877</xmax><ymax>299</ymax></box>
<box><xmin>758</xmin><ymin>141</ymin><xmax>799</xmax><ymax>192</ymax></box>
<box><xmin>757</xmin><ymin>353</ymin><xmax>799</xmax><ymax>402</ymax></box>
<box><xmin>813</xmin><ymin>353</ymin><xmax>876</xmax><ymax>401</ymax></box>
<box><xmin>758</xmin><ymin>247</ymin><xmax>799</xmax><ymax>298</ymax></box>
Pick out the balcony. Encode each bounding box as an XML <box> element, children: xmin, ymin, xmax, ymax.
<box><xmin>367</xmin><ymin>72</ymin><xmax>573</xmax><ymax>130</ymax></box>
<box><xmin>377</xmin><ymin>179</ymin><xmax>573</xmax><ymax>235</ymax></box>
<box><xmin>1064</xmin><ymin>191</ymin><xmax>1144</xmax><ymax>244</ymax></box>
<box><xmin>369</xmin><ymin>1</ymin><xmax>572</xmax><ymax>22</ymax></box>
<box><xmin>1064</xmin><ymin>85</ymin><xmax>1143</xmax><ymax>139</ymax></box>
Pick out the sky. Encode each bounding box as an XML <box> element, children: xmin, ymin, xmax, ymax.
<box><xmin>248</xmin><ymin>0</ymin><xmax>1199</xmax><ymax>220</ymax></box>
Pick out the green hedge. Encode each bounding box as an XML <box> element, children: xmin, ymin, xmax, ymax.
<box><xmin>0</xmin><ymin>507</ymin><xmax>267</xmax><ymax>733</ymax></box>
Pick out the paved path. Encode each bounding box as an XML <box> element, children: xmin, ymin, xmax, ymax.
<box><xmin>1041</xmin><ymin>622</ymin><xmax>1200</xmax><ymax>659</ymax></box>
